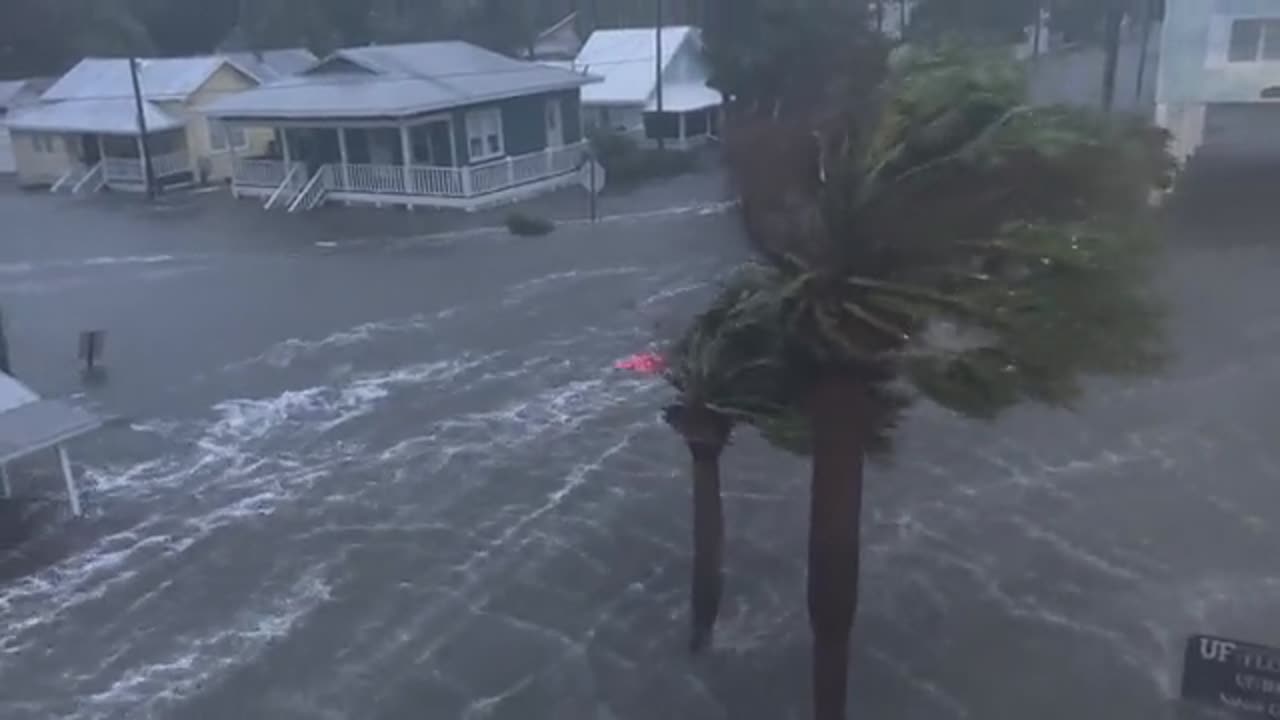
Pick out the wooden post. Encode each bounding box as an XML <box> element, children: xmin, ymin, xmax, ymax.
<box><xmin>399</xmin><ymin>124</ymin><xmax>413</xmax><ymax>198</ymax></box>
<box><xmin>57</xmin><ymin>445</ymin><xmax>82</xmax><ymax>517</ymax></box>
<box><xmin>281</xmin><ymin>128</ymin><xmax>292</xmax><ymax>167</ymax></box>
<box><xmin>337</xmin><ymin>127</ymin><xmax>350</xmax><ymax>190</ymax></box>
<box><xmin>227</xmin><ymin>126</ymin><xmax>240</xmax><ymax>196</ymax></box>
<box><xmin>506</xmin><ymin>156</ymin><xmax>515</xmax><ymax>187</ymax></box>
<box><xmin>678</xmin><ymin>112</ymin><xmax>687</xmax><ymax>149</ymax></box>
<box><xmin>0</xmin><ymin>463</ymin><xmax>11</xmax><ymax>499</ymax></box>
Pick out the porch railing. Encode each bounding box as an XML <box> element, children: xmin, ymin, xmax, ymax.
<box><xmin>102</xmin><ymin>151</ymin><xmax>189</xmax><ymax>184</ymax></box>
<box><xmin>233</xmin><ymin>158</ymin><xmax>293</xmax><ymax>188</ymax></box>
<box><xmin>280</xmin><ymin>142</ymin><xmax>586</xmax><ymax>210</ymax></box>
<box><xmin>264</xmin><ymin>163</ymin><xmax>308</xmax><ymax>210</ymax></box>
<box><xmin>71</xmin><ymin>162</ymin><xmax>104</xmax><ymax>195</ymax></box>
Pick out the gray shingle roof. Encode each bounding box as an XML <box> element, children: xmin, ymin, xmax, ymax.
<box><xmin>204</xmin><ymin>41</ymin><xmax>596</xmax><ymax>121</ymax></box>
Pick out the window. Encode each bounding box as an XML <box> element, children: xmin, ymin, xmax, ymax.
<box><xmin>209</xmin><ymin>119</ymin><xmax>247</xmax><ymax>152</ymax></box>
<box><xmin>465</xmin><ymin>107</ymin><xmax>504</xmax><ymax>161</ymax></box>
<box><xmin>31</xmin><ymin>134</ymin><xmax>56</xmax><ymax>153</ymax></box>
<box><xmin>1229</xmin><ymin>19</ymin><xmax>1280</xmax><ymax>62</ymax></box>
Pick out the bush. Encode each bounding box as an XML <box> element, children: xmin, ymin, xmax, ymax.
<box><xmin>588</xmin><ymin>130</ymin><xmax>697</xmax><ymax>186</ymax></box>
<box><xmin>505</xmin><ymin>211</ymin><xmax>555</xmax><ymax>236</ymax></box>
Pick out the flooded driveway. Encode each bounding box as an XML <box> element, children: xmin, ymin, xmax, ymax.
<box><xmin>0</xmin><ymin>179</ymin><xmax>1278</xmax><ymax>720</ymax></box>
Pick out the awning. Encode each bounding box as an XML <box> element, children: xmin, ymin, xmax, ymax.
<box><xmin>0</xmin><ymin>399</ymin><xmax>106</xmax><ymax>466</ymax></box>
<box><xmin>646</xmin><ymin>84</ymin><xmax>721</xmax><ymax>113</ymax></box>
<box><xmin>3</xmin><ymin>98</ymin><xmax>185</xmax><ymax>136</ymax></box>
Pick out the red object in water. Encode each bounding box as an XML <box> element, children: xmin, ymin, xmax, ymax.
<box><xmin>615</xmin><ymin>351</ymin><xmax>667</xmax><ymax>375</ymax></box>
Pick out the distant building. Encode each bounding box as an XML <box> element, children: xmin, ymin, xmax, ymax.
<box><xmin>575</xmin><ymin>26</ymin><xmax>721</xmax><ymax>149</ymax></box>
<box><xmin>204</xmin><ymin>41</ymin><xmax>597</xmax><ymax>212</ymax></box>
<box><xmin>1157</xmin><ymin>0</ymin><xmax>1280</xmax><ymax>163</ymax></box>
<box><xmin>2</xmin><ymin>51</ymin><xmax>311</xmax><ymax>192</ymax></box>
<box><xmin>0</xmin><ymin>78</ymin><xmax>51</xmax><ymax>174</ymax></box>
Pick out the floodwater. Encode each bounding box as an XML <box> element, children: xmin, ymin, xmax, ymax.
<box><xmin>1</xmin><ymin>177</ymin><xmax>1278</xmax><ymax>720</ymax></box>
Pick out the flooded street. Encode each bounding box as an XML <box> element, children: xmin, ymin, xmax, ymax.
<box><xmin>1</xmin><ymin>180</ymin><xmax>1279</xmax><ymax>720</ymax></box>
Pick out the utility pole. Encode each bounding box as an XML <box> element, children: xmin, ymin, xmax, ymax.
<box><xmin>128</xmin><ymin>57</ymin><xmax>157</xmax><ymax>199</ymax></box>
<box><xmin>0</xmin><ymin>307</ymin><xmax>11</xmax><ymax>376</ymax></box>
<box><xmin>1134</xmin><ymin>0</ymin><xmax>1154</xmax><ymax>101</ymax></box>
<box><xmin>1031</xmin><ymin>0</ymin><xmax>1043</xmax><ymax>60</ymax></box>
<box><xmin>655</xmin><ymin>0</ymin><xmax>665</xmax><ymax>151</ymax></box>
<box><xmin>1100</xmin><ymin>3</ymin><xmax>1124</xmax><ymax>111</ymax></box>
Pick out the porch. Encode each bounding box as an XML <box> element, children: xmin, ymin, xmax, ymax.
<box><xmin>52</xmin><ymin>128</ymin><xmax>193</xmax><ymax>195</ymax></box>
<box><xmin>228</xmin><ymin>119</ymin><xmax>588</xmax><ymax>212</ymax></box>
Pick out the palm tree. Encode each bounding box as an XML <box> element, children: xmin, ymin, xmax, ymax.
<box><xmin>709</xmin><ymin>48</ymin><xmax>1173</xmax><ymax>719</ymax></box>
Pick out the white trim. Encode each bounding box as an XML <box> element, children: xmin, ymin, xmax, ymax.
<box><xmin>209</xmin><ymin>118</ymin><xmax>249</xmax><ymax>153</ymax></box>
<box><xmin>465</xmin><ymin>107</ymin><xmax>505</xmax><ymax>162</ymax></box>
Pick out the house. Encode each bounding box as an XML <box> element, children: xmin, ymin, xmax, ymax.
<box><xmin>1156</xmin><ymin>0</ymin><xmax>1280</xmax><ymax>163</ymax></box>
<box><xmin>203</xmin><ymin>41</ymin><xmax>597</xmax><ymax>212</ymax></box>
<box><xmin>523</xmin><ymin>12</ymin><xmax>584</xmax><ymax>66</ymax></box>
<box><xmin>575</xmin><ymin>26</ymin><xmax>722</xmax><ymax>149</ymax></box>
<box><xmin>0</xmin><ymin>78</ymin><xmax>51</xmax><ymax>174</ymax></box>
<box><xmin>2</xmin><ymin>51</ymin><xmax>308</xmax><ymax>192</ymax></box>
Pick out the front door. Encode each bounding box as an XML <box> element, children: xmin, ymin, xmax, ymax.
<box><xmin>81</xmin><ymin>134</ymin><xmax>101</xmax><ymax>165</ymax></box>
<box><xmin>545</xmin><ymin>99</ymin><xmax>564</xmax><ymax>148</ymax></box>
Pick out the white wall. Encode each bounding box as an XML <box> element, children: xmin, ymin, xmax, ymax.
<box><xmin>1159</xmin><ymin>0</ymin><xmax>1280</xmax><ymax>105</ymax></box>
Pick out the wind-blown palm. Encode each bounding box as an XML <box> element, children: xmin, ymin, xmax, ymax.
<box><xmin>675</xmin><ymin>47</ymin><xmax>1172</xmax><ymax>719</ymax></box>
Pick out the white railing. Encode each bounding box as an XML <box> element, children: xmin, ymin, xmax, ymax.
<box><xmin>71</xmin><ymin>162</ymin><xmax>104</xmax><ymax>194</ymax></box>
<box><xmin>151</xmin><ymin>150</ymin><xmax>189</xmax><ymax>178</ymax></box>
<box><xmin>468</xmin><ymin>142</ymin><xmax>585</xmax><ymax>196</ymax></box>
<box><xmin>264</xmin><ymin>163</ymin><xmax>306</xmax><ymax>210</ymax></box>
<box><xmin>234</xmin><ymin>158</ymin><xmax>290</xmax><ymax>188</ymax></box>
<box><xmin>409</xmin><ymin>165</ymin><xmax>465</xmax><ymax>197</ymax></box>
<box><xmin>332</xmin><ymin>163</ymin><xmax>407</xmax><ymax>195</ymax></box>
<box><xmin>103</xmin><ymin>157</ymin><xmax>143</xmax><ymax>183</ymax></box>
<box><xmin>288</xmin><ymin>165</ymin><xmax>332</xmax><ymax>213</ymax></box>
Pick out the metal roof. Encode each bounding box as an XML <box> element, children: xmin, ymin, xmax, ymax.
<box><xmin>224</xmin><ymin>49</ymin><xmax>319</xmax><ymax>82</ymax></box>
<box><xmin>3</xmin><ymin>98</ymin><xmax>185</xmax><ymax>135</ymax></box>
<box><xmin>575</xmin><ymin>26</ymin><xmax>699</xmax><ymax>106</ymax></box>
<box><xmin>204</xmin><ymin>41</ymin><xmax>596</xmax><ymax>121</ymax></box>
<box><xmin>0</xmin><ymin>81</ymin><xmax>28</xmax><ymax>110</ymax></box>
<box><xmin>0</xmin><ymin>373</ymin><xmax>106</xmax><ymax>465</ymax></box>
<box><xmin>42</xmin><ymin>56</ymin><xmax>240</xmax><ymax>102</ymax></box>
<box><xmin>646</xmin><ymin>83</ymin><xmax>721</xmax><ymax>112</ymax></box>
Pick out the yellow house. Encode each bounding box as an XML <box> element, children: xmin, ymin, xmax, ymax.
<box><xmin>2</xmin><ymin>53</ymin><xmax>310</xmax><ymax>192</ymax></box>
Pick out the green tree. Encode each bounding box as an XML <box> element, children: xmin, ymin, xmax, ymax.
<box><xmin>671</xmin><ymin>47</ymin><xmax>1172</xmax><ymax>719</ymax></box>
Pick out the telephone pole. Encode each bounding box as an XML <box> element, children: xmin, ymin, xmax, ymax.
<box><xmin>129</xmin><ymin>56</ymin><xmax>157</xmax><ymax>199</ymax></box>
<box><xmin>655</xmin><ymin>0</ymin><xmax>665</xmax><ymax>151</ymax></box>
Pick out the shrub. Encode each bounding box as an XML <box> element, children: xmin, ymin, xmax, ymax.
<box><xmin>588</xmin><ymin>130</ymin><xmax>698</xmax><ymax>186</ymax></box>
<box><xmin>505</xmin><ymin>211</ymin><xmax>555</xmax><ymax>236</ymax></box>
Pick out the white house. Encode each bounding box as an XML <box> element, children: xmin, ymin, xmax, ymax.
<box><xmin>203</xmin><ymin>41</ymin><xmax>596</xmax><ymax>213</ymax></box>
<box><xmin>0</xmin><ymin>79</ymin><xmax>50</xmax><ymax>174</ymax></box>
<box><xmin>575</xmin><ymin>26</ymin><xmax>722</xmax><ymax>148</ymax></box>
<box><xmin>1157</xmin><ymin>0</ymin><xmax>1280</xmax><ymax>163</ymax></box>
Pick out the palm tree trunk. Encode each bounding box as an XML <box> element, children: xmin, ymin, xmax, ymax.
<box><xmin>667</xmin><ymin>404</ymin><xmax>732</xmax><ymax>653</ymax></box>
<box><xmin>808</xmin><ymin>376</ymin><xmax>867</xmax><ymax>720</ymax></box>
<box><xmin>687</xmin><ymin>433</ymin><xmax>726</xmax><ymax>652</ymax></box>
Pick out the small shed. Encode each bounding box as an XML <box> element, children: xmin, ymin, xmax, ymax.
<box><xmin>0</xmin><ymin>372</ymin><xmax>106</xmax><ymax>516</ymax></box>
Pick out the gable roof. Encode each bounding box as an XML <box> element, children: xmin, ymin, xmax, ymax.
<box><xmin>42</xmin><ymin>56</ymin><xmax>252</xmax><ymax>103</ymax></box>
<box><xmin>224</xmin><ymin>49</ymin><xmax>319</xmax><ymax>83</ymax></box>
<box><xmin>204</xmin><ymin>41</ymin><xmax>596</xmax><ymax>120</ymax></box>
<box><xmin>0</xmin><ymin>78</ymin><xmax>53</xmax><ymax>111</ymax></box>
<box><xmin>575</xmin><ymin>26</ymin><xmax>699</xmax><ymax>105</ymax></box>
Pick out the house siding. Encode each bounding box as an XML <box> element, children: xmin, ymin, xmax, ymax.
<box><xmin>187</xmin><ymin>64</ymin><xmax>267</xmax><ymax>181</ymax></box>
<box><xmin>11</xmin><ymin>131</ymin><xmax>74</xmax><ymax>187</ymax></box>
<box><xmin>453</xmin><ymin>89</ymin><xmax>585</xmax><ymax>164</ymax></box>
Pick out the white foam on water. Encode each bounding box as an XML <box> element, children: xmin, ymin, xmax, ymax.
<box><xmin>228</xmin><ymin>308</ymin><xmax>459</xmax><ymax>371</ymax></box>
<box><xmin>502</xmin><ymin>266</ymin><xmax>646</xmax><ymax>306</ymax></box>
<box><xmin>78</xmin><ymin>568</ymin><xmax>334</xmax><ymax>719</ymax></box>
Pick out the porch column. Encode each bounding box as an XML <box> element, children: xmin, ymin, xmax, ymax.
<box><xmin>338</xmin><ymin>127</ymin><xmax>350</xmax><ymax>190</ymax></box>
<box><xmin>95</xmin><ymin>135</ymin><xmax>106</xmax><ymax>168</ymax></box>
<box><xmin>57</xmin><ymin>445</ymin><xmax>82</xmax><ymax>517</ymax></box>
<box><xmin>1</xmin><ymin>463</ymin><xmax>11</xmax><ymax>498</ymax></box>
<box><xmin>399</xmin><ymin>124</ymin><xmax>413</xmax><ymax>197</ymax></box>
<box><xmin>227</xmin><ymin>129</ymin><xmax>240</xmax><ymax>197</ymax></box>
<box><xmin>679</xmin><ymin>112</ymin><xmax>687</xmax><ymax>149</ymax></box>
<box><xmin>281</xmin><ymin>128</ymin><xmax>292</xmax><ymax>167</ymax></box>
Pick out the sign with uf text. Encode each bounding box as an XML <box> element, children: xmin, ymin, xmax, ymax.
<box><xmin>1183</xmin><ymin>635</ymin><xmax>1280</xmax><ymax>716</ymax></box>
